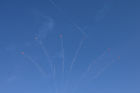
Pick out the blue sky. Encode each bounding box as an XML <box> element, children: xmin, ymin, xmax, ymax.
<box><xmin>0</xmin><ymin>0</ymin><xmax>140</xmax><ymax>93</ymax></box>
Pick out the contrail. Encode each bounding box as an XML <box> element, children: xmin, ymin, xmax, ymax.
<box><xmin>80</xmin><ymin>49</ymin><xmax>110</xmax><ymax>81</ymax></box>
<box><xmin>53</xmin><ymin>64</ymin><xmax>58</xmax><ymax>93</ymax></box>
<box><xmin>48</xmin><ymin>0</ymin><xmax>88</xmax><ymax>37</ymax></box>
<box><xmin>73</xmin><ymin>58</ymin><xmax>115</xmax><ymax>93</ymax></box>
<box><xmin>21</xmin><ymin>52</ymin><xmax>47</xmax><ymax>77</ymax></box>
<box><xmin>89</xmin><ymin>59</ymin><xmax>115</xmax><ymax>81</ymax></box>
<box><xmin>48</xmin><ymin>0</ymin><xmax>62</xmax><ymax>12</ymax></box>
<box><xmin>35</xmin><ymin>37</ymin><xmax>53</xmax><ymax>75</ymax></box>
<box><xmin>69</xmin><ymin>37</ymin><xmax>85</xmax><ymax>72</ymax></box>
<box><xmin>71</xmin><ymin>50</ymin><xmax>108</xmax><ymax>91</ymax></box>
<box><xmin>72</xmin><ymin>23</ymin><xmax>88</xmax><ymax>37</ymax></box>
<box><xmin>85</xmin><ymin>48</ymin><xmax>111</xmax><ymax>75</ymax></box>
<box><xmin>59</xmin><ymin>34</ymin><xmax>66</xmax><ymax>93</ymax></box>
<box><xmin>87</xmin><ymin>51</ymin><xmax>106</xmax><ymax>72</ymax></box>
<box><xmin>59</xmin><ymin>34</ymin><xmax>65</xmax><ymax>73</ymax></box>
<box><xmin>35</xmin><ymin>37</ymin><xmax>59</xmax><ymax>92</ymax></box>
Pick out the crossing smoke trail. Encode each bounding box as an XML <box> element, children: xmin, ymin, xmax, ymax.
<box><xmin>72</xmin><ymin>60</ymin><xmax>116</xmax><ymax>93</ymax></box>
<box><xmin>34</xmin><ymin>37</ymin><xmax>53</xmax><ymax>75</ymax></box>
<box><xmin>71</xmin><ymin>52</ymin><xmax>117</xmax><ymax>93</ymax></box>
<box><xmin>47</xmin><ymin>0</ymin><xmax>88</xmax><ymax>77</ymax></box>
<box><xmin>81</xmin><ymin>48</ymin><xmax>111</xmax><ymax>80</ymax></box>
<box><xmin>34</xmin><ymin>14</ymin><xmax>55</xmax><ymax>74</ymax></box>
<box><xmin>79</xmin><ymin>51</ymin><xmax>106</xmax><ymax>81</ymax></box>
<box><xmin>34</xmin><ymin>37</ymin><xmax>57</xmax><ymax>93</ymax></box>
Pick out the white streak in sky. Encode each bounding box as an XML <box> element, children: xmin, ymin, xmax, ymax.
<box><xmin>69</xmin><ymin>38</ymin><xmax>85</xmax><ymax>72</ymax></box>
<box><xmin>35</xmin><ymin>39</ymin><xmax>54</xmax><ymax>75</ymax></box>
<box><xmin>38</xmin><ymin>16</ymin><xmax>54</xmax><ymax>39</ymax></box>
<box><xmin>48</xmin><ymin>0</ymin><xmax>88</xmax><ymax>37</ymax></box>
<box><xmin>60</xmin><ymin>34</ymin><xmax>65</xmax><ymax>73</ymax></box>
<box><xmin>95</xmin><ymin>2</ymin><xmax>111</xmax><ymax>22</ymax></box>
<box><xmin>23</xmin><ymin>54</ymin><xmax>47</xmax><ymax>77</ymax></box>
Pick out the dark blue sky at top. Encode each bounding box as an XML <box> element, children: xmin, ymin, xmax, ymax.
<box><xmin>0</xmin><ymin>0</ymin><xmax>140</xmax><ymax>93</ymax></box>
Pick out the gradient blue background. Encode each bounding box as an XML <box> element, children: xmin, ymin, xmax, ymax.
<box><xmin>0</xmin><ymin>0</ymin><xmax>140</xmax><ymax>93</ymax></box>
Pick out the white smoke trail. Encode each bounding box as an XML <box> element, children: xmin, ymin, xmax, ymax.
<box><xmin>70</xmin><ymin>49</ymin><xmax>111</xmax><ymax>92</ymax></box>
<box><xmin>69</xmin><ymin>38</ymin><xmax>85</xmax><ymax>72</ymax></box>
<box><xmin>34</xmin><ymin>38</ymin><xmax>54</xmax><ymax>75</ymax></box>
<box><xmin>48</xmin><ymin>0</ymin><xmax>88</xmax><ymax>37</ymax></box>
<box><xmin>21</xmin><ymin>52</ymin><xmax>47</xmax><ymax>77</ymax></box>
<box><xmin>59</xmin><ymin>34</ymin><xmax>65</xmax><ymax>73</ymax></box>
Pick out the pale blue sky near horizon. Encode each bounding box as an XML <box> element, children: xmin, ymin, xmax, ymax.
<box><xmin>0</xmin><ymin>0</ymin><xmax>140</xmax><ymax>93</ymax></box>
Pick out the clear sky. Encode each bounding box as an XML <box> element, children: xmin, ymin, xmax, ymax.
<box><xmin>0</xmin><ymin>0</ymin><xmax>140</xmax><ymax>93</ymax></box>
